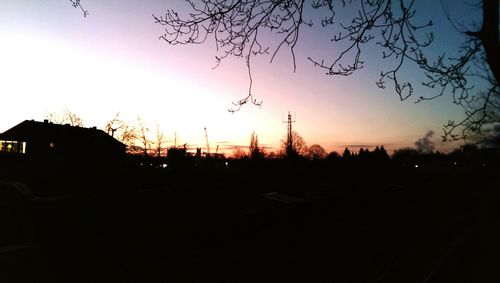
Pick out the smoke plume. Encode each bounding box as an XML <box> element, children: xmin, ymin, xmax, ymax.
<box><xmin>415</xmin><ymin>130</ymin><xmax>435</xmax><ymax>154</ymax></box>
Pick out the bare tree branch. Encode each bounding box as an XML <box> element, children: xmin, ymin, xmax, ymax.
<box><xmin>104</xmin><ymin>112</ymin><xmax>138</xmax><ymax>148</ymax></box>
<box><xmin>69</xmin><ymin>0</ymin><xmax>89</xmax><ymax>17</ymax></box>
<box><xmin>46</xmin><ymin>108</ymin><xmax>84</xmax><ymax>127</ymax></box>
<box><xmin>155</xmin><ymin>122</ymin><xmax>166</xmax><ymax>157</ymax></box>
<box><xmin>154</xmin><ymin>0</ymin><xmax>312</xmax><ymax>111</ymax></box>
<box><xmin>156</xmin><ymin>0</ymin><xmax>499</xmax><ymax>142</ymax></box>
<box><xmin>136</xmin><ymin>117</ymin><xmax>152</xmax><ymax>156</ymax></box>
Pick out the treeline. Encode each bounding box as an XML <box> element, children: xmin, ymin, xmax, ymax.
<box><xmin>43</xmin><ymin>109</ymin><xmax>499</xmax><ymax>170</ymax></box>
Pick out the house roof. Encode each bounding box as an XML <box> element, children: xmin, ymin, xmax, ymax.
<box><xmin>0</xmin><ymin>120</ymin><xmax>125</xmax><ymax>148</ymax></box>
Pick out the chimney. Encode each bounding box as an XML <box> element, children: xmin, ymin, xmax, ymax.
<box><xmin>43</xmin><ymin>119</ymin><xmax>48</xmax><ymax>123</ymax></box>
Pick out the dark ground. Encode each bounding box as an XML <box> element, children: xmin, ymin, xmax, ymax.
<box><xmin>1</xmin><ymin>162</ymin><xmax>499</xmax><ymax>282</ymax></box>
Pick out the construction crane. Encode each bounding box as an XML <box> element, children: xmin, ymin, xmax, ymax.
<box><xmin>204</xmin><ymin>127</ymin><xmax>210</xmax><ymax>155</ymax></box>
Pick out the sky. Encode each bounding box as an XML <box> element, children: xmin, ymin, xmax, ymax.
<box><xmin>0</xmin><ymin>0</ymin><xmax>479</xmax><ymax>155</ymax></box>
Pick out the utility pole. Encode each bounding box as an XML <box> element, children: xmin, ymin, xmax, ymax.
<box><xmin>283</xmin><ymin>111</ymin><xmax>296</xmax><ymax>157</ymax></box>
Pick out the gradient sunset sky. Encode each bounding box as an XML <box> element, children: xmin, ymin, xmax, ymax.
<box><xmin>1</xmin><ymin>0</ymin><xmax>478</xmax><ymax>154</ymax></box>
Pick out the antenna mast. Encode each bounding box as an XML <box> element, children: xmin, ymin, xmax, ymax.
<box><xmin>204</xmin><ymin>127</ymin><xmax>210</xmax><ymax>155</ymax></box>
<box><xmin>283</xmin><ymin>112</ymin><xmax>296</xmax><ymax>156</ymax></box>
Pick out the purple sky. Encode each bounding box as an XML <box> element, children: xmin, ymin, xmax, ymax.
<box><xmin>0</xmin><ymin>0</ymin><xmax>481</xmax><ymax>154</ymax></box>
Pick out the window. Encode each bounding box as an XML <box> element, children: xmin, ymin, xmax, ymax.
<box><xmin>0</xmin><ymin>140</ymin><xmax>26</xmax><ymax>154</ymax></box>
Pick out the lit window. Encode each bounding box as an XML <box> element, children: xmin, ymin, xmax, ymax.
<box><xmin>0</xmin><ymin>140</ymin><xmax>25</xmax><ymax>154</ymax></box>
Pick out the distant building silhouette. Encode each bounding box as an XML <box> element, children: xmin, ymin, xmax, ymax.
<box><xmin>167</xmin><ymin>145</ymin><xmax>188</xmax><ymax>168</ymax></box>
<box><xmin>0</xmin><ymin>119</ymin><xmax>125</xmax><ymax>165</ymax></box>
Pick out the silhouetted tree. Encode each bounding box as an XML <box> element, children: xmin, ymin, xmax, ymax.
<box><xmin>232</xmin><ymin>147</ymin><xmax>247</xmax><ymax>159</ymax></box>
<box><xmin>104</xmin><ymin>112</ymin><xmax>122</xmax><ymax>138</ymax></box>
<box><xmin>327</xmin><ymin>151</ymin><xmax>340</xmax><ymax>160</ymax></box>
<box><xmin>308</xmin><ymin>144</ymin><xmax>327</xmax><ymax>160</ymax></box>
<box><xmin>342</xmin><ymin>148</ymin><xmax>351</xmax><ymax>159</ymax></box>
<box><xmin>266</xmin><ymin>151</ymin><xmax>278</xmax><ymax>159</ymax></box>
<box><xmin>391</xmin><ymin>148</ymin><xmax>420</xmax><ymax>164</ymax></box>
<box><xmin>46</xmin><ymin>108</ymin><xmax>84</xmax><ymax>126</ymax></box>
<box><xmin>155</xmin><ymin>0</ymin><xmax>499</xmax><ymax>139</ymax></box>
<box><xmin>358</xmin><ymin>148</ymin><xmax>369</xmax><ymax>160</ymax></box>
<box><xmin>104</xmin><ymin>112</ymin><xmax>133</xmax><ymax>139</ymax></box>
<box><xmin>154</xmin><ymin>122</ymin><xmax>166</xmax><ymax>157</ymax></box>
<box><xmin>249</xmin><ymin>132</ymin><xmax>265</xmax><ymax>159</ymax></box>
<box><xmin>280</xmin><ymin>131</ymin><xmax>308</xmax><ymax>158</ymax></box>
<box><xmin>104</xmin><ymin>112</ymin><xmax>138</xmax><ymax>150</ymax></box>
<box><xmin>136</xmin><ymin>117</ymin><xmax>152</xmax><ymax>156</ymax></box>
<box><xmin>373</xmin><ymin>145</ymin><xmax>390</xmax><ymax>162</ymax></box>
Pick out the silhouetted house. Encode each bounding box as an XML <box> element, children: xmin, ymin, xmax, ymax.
<box><xmin>0</xmin><ymin>120</ymin><xmax>125</xmax><ymax>166</ymax></box>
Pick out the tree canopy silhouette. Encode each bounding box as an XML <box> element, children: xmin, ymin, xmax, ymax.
<box><xmin>104</xmin><ymin>113</ymin><xmax>138</xmax><ymax>150</ymax></box>
<box><xmin>280</xmin><ymin>130</ymin><xmax>308</xmax><ymax>158</ymax></box>
<box><xmin>249</xmin><ymin>131</ymin><xmax>265</xmax><ymax>159</ymax></box>
<box><xmin>154</xmin><ymin>0</ymin><xmax>499</xmax><ymax>140</ymax></box>
<box><xmin>308</xmin><ymin>144</ymin><xmax>327</xmax><ymax>160</ymax></box>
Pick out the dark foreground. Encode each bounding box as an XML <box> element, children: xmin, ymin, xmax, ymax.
<box><xmin>1</xmin><ymin>163</ymin><xmax>499</xmax><ymax>282</ymax></box>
